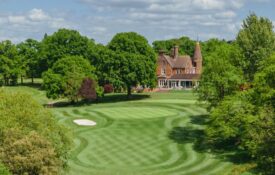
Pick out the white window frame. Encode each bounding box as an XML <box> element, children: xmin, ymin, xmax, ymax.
<box><xmin>161</xmin><ymin>68</ymin><xmax>166</xmax><ymax>75</ymax></box>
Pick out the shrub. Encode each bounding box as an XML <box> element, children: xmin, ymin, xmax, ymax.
<box><xmin>104</xmin><ymin>84</ymin><xmax>113</xmax><ymax>93</ymax></box>
<box><xmin>0</xmin><ymin>129</ymin><xmax>61</xmax><ymax>175</ymax></box>
<box><xmin>0</xmin><ymin>90</ymin><xmax>72</xmax><ymax>175</ymax></box>
<box><xmin>96</xmin><ymin>86</ymin><xmax>104</xmax><ymax>98</ymax></box>
<box><xmin>78</xmin><ymin>78</ymin><xmax>97</xmax><ymax>101</ymax></box>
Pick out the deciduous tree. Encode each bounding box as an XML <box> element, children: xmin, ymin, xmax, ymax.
<box><xmin>237</xmin><ymin>13</ymin><xmax>275</xmax><ymax>81</ymax></box>
<box><xmin>0</xmin><ymin>40</ymin><xmax>21</xmax><ymax>85</ymax></box>
<box><xmin>153</xmin><ymin>36</ymin><xmax>195</xmax><ymax>56</ymax></box>
<box><xmin>196</xmin><ymin>44</ymin><xmax>243</xmax><ymax>109</ymax></box>
<box><xmin>42</xmin><ymin>55</ymin><xmax>96</xmax><ymax>102</ymax></box>
<box><xmin>107</xmin><ymin>32</ymin><xmax>157</xmax><ymax>96</ymax></box>
<box><xmin>17</xmin><ymin>39</ymin><xmax>42</xmax><ymax>83</ymax></box>
<box><xmin>41</xmin><ymin>28</ymin><xmax>96</xmax><ymax>69</ymax></box>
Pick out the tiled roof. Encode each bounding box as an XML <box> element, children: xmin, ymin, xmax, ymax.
<box><xmin>162</xmin><ymin>55</ymin><xmax>192</xmax><ymax>68</ymax></box>
<box><xmin>169</xmin><ymin>74</ymin><xmax>201</xmax><ymax>80</ymax></box>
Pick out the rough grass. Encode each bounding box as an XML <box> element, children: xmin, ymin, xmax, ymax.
<box><xmin>4</xmin><ymin>86</ymin><xmax>243</xmax><ymax>175</ymax></box>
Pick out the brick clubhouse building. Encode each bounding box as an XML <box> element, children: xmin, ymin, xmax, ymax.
<box><xmin>156</xmin><ymin>42</ymin><xmax>202</xmax><ymax>89</ymax></box>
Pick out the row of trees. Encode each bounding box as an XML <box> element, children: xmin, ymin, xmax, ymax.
<box><xmin>0</xmin><ymin>30</ymin><xmax>156</xmax><ymax>101</ymax></box>
<box><xmin>196</xmin><ymin>14</ymin><xmax>275</xmax><ymax>174</ymax></box>
<box><xmin>1</xmin><ymin>25</ymin><xmax>236</xmax><ymax>102</ymax></box>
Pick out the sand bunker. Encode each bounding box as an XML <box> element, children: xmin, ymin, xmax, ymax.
<box><xmin>73</xmin><ymin>119</ymin><xmax>97</xmax><ymax>126</ymax></box>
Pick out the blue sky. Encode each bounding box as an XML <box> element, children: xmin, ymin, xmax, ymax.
<box><xmin>0</xmin><ymin>0</ymin><xmax>274</xmax><ymax>44</ymax></box>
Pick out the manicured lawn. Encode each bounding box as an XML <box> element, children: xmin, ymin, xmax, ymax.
<box><xmin>3</xmin><ymin>86</ymin><xmax>236</xmax><ymax>175</ymax></box>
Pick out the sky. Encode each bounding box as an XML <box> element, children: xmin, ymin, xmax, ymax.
<box><xmin>0</xmin><ymin>0</ymin><xmax>274</xmax><ymax>44</ymax></box>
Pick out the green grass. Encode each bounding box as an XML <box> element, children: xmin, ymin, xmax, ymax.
<box><xmin>3</xmin><ymin>86</ymin><xmax>238</xmax><ymax>175</ymax></box>
<box><xmin>1</xmin><ymin>86</ymin><xmax>49</xmax><ymax>104</ymax></box>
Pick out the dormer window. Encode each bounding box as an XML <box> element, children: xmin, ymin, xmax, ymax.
<box><xmin>192</xmin><ymin>67</ymin><xmax>196</xmax><ymax>74</ymax></box>
<box><xmin>176</xmin><ymin>69</ymin><xmax>181</xmax><ymax>74</ymax></box>
<box><xmin>161</xmin><ymin>68</ymin><xmax>166</xmax><ymax>75</ymax></box>
<box><xmin>161</xmin><ymin>60</ymin><xmax>166</xmax><ymax>75</ymax></box>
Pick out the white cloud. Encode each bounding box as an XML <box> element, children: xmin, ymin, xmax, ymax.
<box><xmin>0</xmin><ymin>8</ymin><xmax>72</xmax><ymax>43</ymax></box>
<box><xmin>77</xmin><ymin>0</ymin><xmax>247</xmax><ymax>42</ymax></box>
<box><xmin>80</xmin><ymin>0</ymin><xmax>246</xmax><ymax>11</ymax></box>
<box><xmin>93</xmin><ymin>27</ymin><xmax>107</xmax><ymax>33</ymax></box>
<box><xmin>49</xmin><ymin>17</ymin><xmax>71</xmax><ymax>29</ymax></box>
<box><xmin>28</xmin><ymin>8</ymin><xmax>50</xmax><ymax>21</ymax></box>
<box><xmin>8</xmin><ymin>16</ymin><xmax>27</xmax><ymax>24</ymax></box>
<box><xmin>215</xmin><ymin>11</ymin><xmax>237</xmax><ymax>18</ymax></box>
<box><xmin>192</xmin><ymin>0</ymin><xmax>227</xmax><ymax>10</ymax></box>
<box><xmin>1</xmin><ymin>8</ymin><xmax>69</xmax><ymax>28</ymax></box>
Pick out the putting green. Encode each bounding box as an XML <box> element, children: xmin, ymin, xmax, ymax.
<box><xmin>91</xmin><ymin>107</ymin><xmax>177</xmax><ymax>119</ymax></box>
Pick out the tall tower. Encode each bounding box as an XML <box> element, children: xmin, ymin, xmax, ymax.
<box><xmin>193</xmin><ymin>42</ymin><xmax>202</xmax><ymax>74</ymax></box>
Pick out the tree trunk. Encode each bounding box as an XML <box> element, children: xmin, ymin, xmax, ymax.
<box><xmin>31</xmin><ymin>76</ymin><xmax>34</xmax><ymax>84</ymax></box>
<box><xmin>127</xmin><ymin>86</ymin><xmax>132</xmax><ymax>98</ymax></box>
<box><xmin>4</xmin><ymin>76</ymin><xmax>8</xmax><ymax>86</ymax></box>
<box><xmin>21</xmin><ymin>76</ymin><xmax>23</xmax><ymax>85</ymax></box>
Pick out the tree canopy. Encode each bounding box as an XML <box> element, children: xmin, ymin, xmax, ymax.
<box><xmin>17</xmin><ymin>39</ymin><xmax>42</xmax><ymax>83</ymax></box>
<box><xmin>108</xmin><ymin>32</ymin><xmax>155</xmax><ymax>57</ymax></box>
<box><xmin>93</xmin><ymin>32</ymin><xmax>158</xmax><ymax>96</ymax></box>
<box><xmin>152</xmin><ymin>36</ymin><xmax>196</xmax><ymax>56</ymax></box>
<box><xmin>43</xmin><ymin>55</ymin><xmax>97</xmax><ymax>102</ymax></box>
<box><xmin>0</xmin><ymin>40</ymin><xmax>21</xmax><ymax>86</ymax></box>
<box><xmin>196</xmin><ymin>43</ymin><xmax>244</xmax><ymax>108</ymax></box>
<box><xmin>41</xmin><ymin>28</ymin><xmax>96</xmax><ymax>69</ymax></box>
<box><xmin>237</xmin><ymin>13</ymin><xmax>275</xmax><ymax>81</ymax></box>
<box><xmin>197</xmin><ymin>14</ymin><xmax>275</xmax><ymax>175</ymax></box>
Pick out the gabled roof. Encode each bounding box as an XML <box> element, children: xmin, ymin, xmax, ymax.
<box><xmin>161</xmin><ymin>55</ymin><xmax>192</xmax><ymax>69</ymax></box>
<box><xmin>158</xmin><ymin>42</ymin><xmax>202</xmax><ymax>69</ymax></box>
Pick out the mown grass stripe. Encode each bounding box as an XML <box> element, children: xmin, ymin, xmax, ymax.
<box><xmin>8</xmin><ymin>86</ymin><xmax>234</xmax><ymax>175</ymax></box>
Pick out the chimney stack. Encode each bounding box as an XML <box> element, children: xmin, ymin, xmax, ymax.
<box><xmin>159</xmin><ymin>49</ymin><xmax>165</xmax><ymax>56</ymax></box>
<box><xmin>174</xmin><ymin>46</ymin><xmax>179</xmax><ymax>58</ymax></box>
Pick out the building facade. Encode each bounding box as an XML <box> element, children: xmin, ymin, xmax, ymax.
<box><xmin>156</xmin><ymin>42</ymin><xmax>202</xmax><ymax>89</ymax></box>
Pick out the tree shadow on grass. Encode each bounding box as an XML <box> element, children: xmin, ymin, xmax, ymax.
<box><xmin>100</xmin><ymin>93</ymin><xmax>150</xmax><ymax>103</ymax></box>
<box><xmin>169</xmin><ymin>126</ymin><xmax>204</xmax><ymax>144</ymax></box>
<box><xmin>168</xmin><ymin>115</ymin><xmax>253</xmax><ymax>166</ymax></box>
<box><xmin>20</xmin><ymin>82</ymin><xmax>43</xmax><ymax>90</ymax></box>
<box><xmin>190</xmin><ymin>114</ymin><xmax>209</xmax><ymax>125</ymax></box>
<box><xmin>47</xmin><ymin>93</ymin><xmax>151</xmax><ymax>108</ymax></box>
<box><xmin>4</xmin><ymin>82</ymin><xmax>43</xmax><ymax>90</ymax></box>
